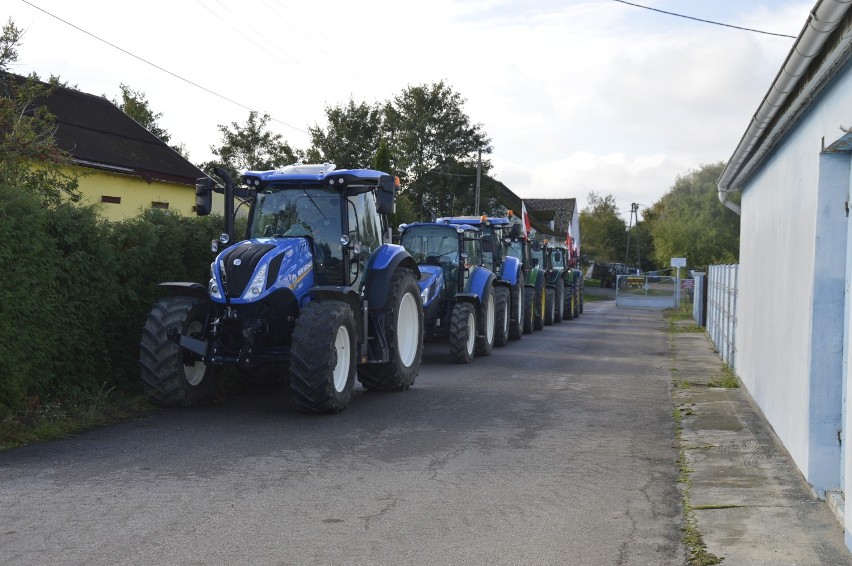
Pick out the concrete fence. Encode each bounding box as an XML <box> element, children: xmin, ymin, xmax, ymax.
<box><xmin>706</xmin><ymin>264</ymin><xmax>739</xmax><ymax>369</ymax></box>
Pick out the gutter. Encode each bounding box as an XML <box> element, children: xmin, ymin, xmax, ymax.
<box><xmin>717</xmin><ymin>0</ymin><xmax>852</xmax><ymax>215</ymax></box>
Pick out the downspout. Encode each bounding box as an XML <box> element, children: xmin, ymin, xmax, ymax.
<box><xmin>717</xmin><ymin>0</ymin><xmax>851</xmax><ymax>215</ymax></box>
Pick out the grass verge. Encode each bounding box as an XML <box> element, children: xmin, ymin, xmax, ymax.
<box><xmin>708</xmin><ymin>364</ymin><xmax>739</xmax><ymax>388</ymax></box>
<box><xmin>0</xmin><ymin>387</ymin><xmax>153</xmax><ymax>451</ymax></box>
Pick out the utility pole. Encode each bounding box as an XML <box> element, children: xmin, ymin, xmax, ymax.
<box><xmin>624</xmin><ymin>203</ymin><xmax>635</xmax><ymax>265</ymax></box>
<box><xmin>624</xmin><ymin>203</ymin><xmax>641</xmax><ymax>272</ymax></box>
<box><xmin>474</xmin><ymin>149</ymin><xmax>482</xmax><ymax>215</ymax></box>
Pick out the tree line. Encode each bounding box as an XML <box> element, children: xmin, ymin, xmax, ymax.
<box><xmin>579</xmin><ymin>162</ymin><xmax>739</xmax><ymax>273</ymax></box>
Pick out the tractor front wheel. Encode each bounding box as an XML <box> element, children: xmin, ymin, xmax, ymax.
<box><xmin>522</xmin><ymin>287</ymin><xmax>535</xmax><ymax>334</ymax></box>
<box><xmin>449</xmin><ymin>302</ymin><xmax>476</xmax><ymax>363</ymax></box>
<box><xmin>544</xmin><ymin>287</ymin><xmax>556</xmax><ymax>326</ymax></box>
<box><xmin>358</xmin><ymin>267</ymin><xmax>424</xmax><ymax>391</ymax></box>
<box><xmin>290</xmin><ymin>300</ymin><xmax>357</xmax><ymax>413</ymax></box>
<box><xmin>139</xmin><ymin>296</ymin><xmax>214</xmax><ymax>407</ymax></box>
<box><xmin>494</xmin><ymin>286</ymin><xmax>510</xmax><ymax>347</ymax></box>
<box><xmin>554</xmin><ymin>279</ymin><xmax>564</xmax><ymax>323</ymax></box>
<box><xmin>475</xmin><ymin>283</ymin><xmax>496</xmax><ymax>356</ymax></box>
<box><xmin>533</xmin><ymin>284</ymin><xmax>545</xmax><ymax>331</ymax></box>
<box><xmin>509</xmin><ymin>274</ymin><xmax>525</xmax><ymax>340</ymax></box>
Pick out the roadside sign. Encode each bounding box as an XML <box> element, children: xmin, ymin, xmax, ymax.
<box><xmin>671</xmin><ymin>257</ymin><xmax>687</xmax><ymax>268</ymax></box>
<box><xmin>681</xmin><ymin>279</ymin><xmax>695</xmax><ymax>289</ymax></box>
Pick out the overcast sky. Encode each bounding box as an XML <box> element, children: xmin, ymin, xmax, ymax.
<box><xmin>5</xmin><ymin>0</ymin><xmax>812</xmax><ymax>218</ymax></box>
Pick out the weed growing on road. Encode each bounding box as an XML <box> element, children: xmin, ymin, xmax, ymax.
<box><xmin>673</xmin><ymin>405</ymin><xmax>724</xmax><ymax>565</ymax></box>
<box><xmin>708</xmin><ymin>365</ymin><xmax>739</xmax><ymax>388</ymax></box>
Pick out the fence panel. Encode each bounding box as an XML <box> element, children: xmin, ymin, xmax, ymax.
<box><xmin>615</xmin><ymin>275</ymin><xmax>678</xmax><ymax>309</ymax></box>
<box><xmin>706</xmin><ymin>264</ymin><xmax>738</xmax><ymax>369</ymax></box>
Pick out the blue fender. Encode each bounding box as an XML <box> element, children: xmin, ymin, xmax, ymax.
<box><xmin>365</xmin><ymin>244</ymin><xmax>421</xmax><ymax>311</ymax></box>
<box><xmin>466</xmin><ymin>266</ymin><xmax>496</xmax><ymax>302</ymax></box>
<box><xmin>499</xmin><ymin>256</ymin><xmax>522</xmax><ymax>286</ymax></box>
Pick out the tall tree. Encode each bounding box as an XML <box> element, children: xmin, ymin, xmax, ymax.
<box><xmin>647</xmin><ymin>162</ymin><xmax>739</xmax><ymax>271</ymax></box>
<box><xmin>308</xmin><ymin>98</ymin><xmax>383</xmax><ymax>169</ymax></box>
<box><xmin>0</xmin><ymin>18</ymin><xmax>79</xmax><ymax>206</ymax></box>
<box><xmin>383</xmin><ymin>81</ymin><xmax>491</xmax><ymax>220</ymax></box>
<box><xmin>199</xmin><ymin>111</ymin><xmax>302</xmax><ymax>182</ymax></box>
<box><xmin>579</xmin><ymin>192</ymin><xmax>628</xmax><ymax>263</ymax></box>
<box><xmin>111</xmin><ymin>83</ymin><xmax>187</xmax><ymax>157</ymax></box>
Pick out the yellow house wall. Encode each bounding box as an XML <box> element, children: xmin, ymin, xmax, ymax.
<box><xmin>74</xmin><ymin>167</ymin><xmax>197</xmax><ymax>221</ymax></box>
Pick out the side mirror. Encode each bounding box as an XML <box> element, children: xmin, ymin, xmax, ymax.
<box><xmin>195</xmin><ymin>177</ymin><xmax>214</xmax><ymax>216</ymax></box>
<box><xmin>376</xmin><ymin>175</ymin><xmax>396</xmax><ymax>215</ymax></box>
<box><xmin>531</xmin><ymin>241</ymin><xmax>541</xmax><ymax>252</ymax></box>
<box><xmin>554</xmin><ymin>251</ymin><xmax>563</xmax><ymax>264</ymax></box>
<box><xmin>509</xmin><ymin>223</ymin><xmax>522</xmax><ymax>238</ymax></box>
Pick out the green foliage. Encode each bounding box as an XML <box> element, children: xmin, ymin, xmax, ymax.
<box><xmin>0</xmin><ymin>20</ymin><xmax>80</xmax><ymax>207</ymax></box>
<box><xmin>200</xmin><ymin>110</ymin><xmax>302</xmax><ymax>182</ymax></box>
<box><xmin>648</xmin><ymin>162</ymin><xmax>738</xmax><ymax>271</ymax></box>
<box><xmin>309</xmin><ymin>98</ymin><xmax>384</xmax><ymax>169</ymax></box>
<box><xmin>383</xmin><ymin>81</ymin><xmax>491</xmax><ymax>220</ymax></box>
<box><xmin>373</xmin><ymin>138</ymin><xmax>392</xmax><ymax>172</ymax></box>
<box><xmin>579</xmin><ymin>192</ymin><xmax>627</xmax><ymax>263</ymax></box>
<box><xmin>0</xmin><ymin>183</ymin><xmax>222</xmax><ymax>418</ymax></box>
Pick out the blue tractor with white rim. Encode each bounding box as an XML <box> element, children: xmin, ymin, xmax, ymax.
<box><xmin>398</xmin><ymin>220</ymin><xmax>497</xmax><ymax>363</ymax></box>
<box><xmin>438</xmin><ymin>216</ymin><xmax>526</xmax><ymax>343</ymax></box>
<box><xmin>139</xmin><ymin>163</ymin><xmax>424</xmax><ymax>413</ymax></box>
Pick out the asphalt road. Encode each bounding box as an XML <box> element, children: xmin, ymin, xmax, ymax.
<box><xmin>0</xmin><ymin>301</ymin><xmax>684</xmax><ymax>565</ymax></box>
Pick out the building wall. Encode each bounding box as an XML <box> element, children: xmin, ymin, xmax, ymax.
<box><xmin>74</xmin><ymin>167</ymin><xmax>197</xmax><ymax>221</ymax></box>
<box><xmin>737</xmin><ymin>67</ymin><xmax>852</xmax><ymax>493</ymax></box>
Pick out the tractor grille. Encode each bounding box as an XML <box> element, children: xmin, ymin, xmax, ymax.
<box><xmin>223</xmin><ymin>243</ymin><xmax>275</xmax><ymax>298</ymax></box>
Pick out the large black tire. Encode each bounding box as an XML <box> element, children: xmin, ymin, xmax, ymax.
<box><xmin>475</xmin><ymin>283</ymin><xmax>495</xmax><ymax>356</ymax></box>
<box><xmin>533</xmin><ymin>283</ymin><xmax>545</xmax><ymax>331</ymax></box>
<box><xmin>554</xmin><ymin>279</ymin><xmax>564</xmax><ymax>323</ymax></box>
<box><xmin>579</xmin><ymin>284</ymin><xmax>584</xmax><ymax>314</ymax></box>
<box><xmin>449</xmin><ymin>302</ymin><xmax>476</xmax><ymax>363</ymax></box>
<box><xmin>139</xmin><ymin>296</ymin><xmax>214</xmax><ymax>407</ymax></box>
<box><xmin>509</xmin><ymin>274</ymin><xmax>525</xmax><ymax>340</ymax></box>
<box><xmin>358</xmin><ymin>267</ymin><xmax>424</xmax><ymax>391</ymax></box>
<box><xmin>574</xmin><ymin>286</ymin><xmax>581</xmax><ymax>318</ymax></box>
<box><xmin>493</xmin><ymin>286</ymin><xmax>510</xmax><ymax>347</ymax></box>
<box><xmin>522</xmin><ymin>287</ymin><xmax>535</xmax><ymax>334</ymax></box>
<box><xmin>290</xmin><ymin>300</ymin><xmax>357</xmax><ymax>413</ymax></box>
<box><xmin>544</xmin><ymin>287</ymin><xmax>556</xmax><ymax>326</ymax></box>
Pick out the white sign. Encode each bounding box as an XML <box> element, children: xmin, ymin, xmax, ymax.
<box><xmin>670</xmin><ymin>257</ymin><xmax>687</xmax><ymax>268</ymax></box>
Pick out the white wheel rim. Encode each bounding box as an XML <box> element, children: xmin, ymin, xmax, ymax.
<box><xmin>516</xmin><ymin>289</ymin><xmax>522</xmax><ymax>326</ymax></box>
<box><xmin>183</xmin><ymin>320</ymin><xmax>206</xmax><ymax>386</ymax></box>
<box><xmin>332</xmin><ymin>324</ymin><xmax>351</xmax><ymax>393</ymax></box>
<box><xmin>466</xmin><ymin>311</ymin><xmax>476</xmax><ymax>355</ymax></box>
<box><xmin>397</xmin><ymin>292</ymin><xmax>419</xmax><ymax>368</ymax></box>
<box><xmin>485</xmin><ymin>293</ymin><xmax>495</xmax><ymax>343</ymax></box>
<box><xmin>502</xmin><ymin>296</ymin><xmax>509</xmax><ymax>334</ymax></box>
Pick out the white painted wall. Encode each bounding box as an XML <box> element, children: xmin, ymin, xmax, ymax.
<box><xmin>737</xmin><ymin>67</ymin><xmax>852</xmax><ymax>493</ymax></box>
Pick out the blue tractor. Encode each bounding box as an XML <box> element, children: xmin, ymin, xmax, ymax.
<box><xmin>398</xmin><ymin>220</ymin><xmax>497</xmax><ymax>363</ymax></box>
<box><xmin>139</xmin><ymin>164</ymin><xmax>424</xmax><ymax>414</ymax></box>
<box><xmin>436</xmin><ymin>216</ymin><xmax>526</xmax><ymax>343</ymax></box>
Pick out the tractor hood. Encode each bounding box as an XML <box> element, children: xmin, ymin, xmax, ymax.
<box><xmin>210</xmin><ymin>237</ymin><xmax>315</xmax><ymax>304</ymax></box>
<box><xmin>416</xmin><ymin>264</ymin><xmax>444</xmax><ymax>308</ymax></box>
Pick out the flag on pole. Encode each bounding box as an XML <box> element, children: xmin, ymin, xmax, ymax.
<box><xmin>521</xmin><ymin>202</ymin><xmax>531</xmax><ymax>237</ymax></box>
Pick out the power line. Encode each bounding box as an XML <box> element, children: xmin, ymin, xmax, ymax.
<box><xmin>611</xmin><ymin>0</ymin><xmax>797</xmax><ymax>39</ymax></box>
<box><xmin>20</xmin><ymin>0</ymin><xmax>309</xmax><ymax>135</ymax></box>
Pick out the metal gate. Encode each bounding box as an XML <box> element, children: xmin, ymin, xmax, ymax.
<box><xmin>615</xmin><ymin>275</ymin><xmax>677</xmax><ymax>309</ymax></box>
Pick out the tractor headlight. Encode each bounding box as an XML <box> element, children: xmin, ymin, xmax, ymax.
<box><xmin>242</xmin><ymin>264</ymin><xmax>268</xmax><ymax>300</ymax></box>
<box><xmin>209</xmin><ymin>278</ymin><xmax>222</xmax><ymax>299</ymax></box>
<box><xmin>420</xmin><ymin>285</ymin><xmax>430</xmax><ymax>304</ymax></box>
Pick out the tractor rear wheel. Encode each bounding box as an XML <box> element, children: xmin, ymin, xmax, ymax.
<box><xmin>449</xmin><ymin>302</ymin><xmax>476</xmax><ymax>363</ymax></box>
<box><xmin>566</xmin><ymin>285</ymin><xmax>575</xmax><ymax>321</ymax></box>
<box><xmin>358</xmin><ymin>267</ymin><xmax>424</xmax><ymax>391</ymax></box>
<box><xmin>574</xmin><ymin>286</ymin><xmax>581</xmax><ymax>318</ymax></box>
<box><xmin>533</xmin><ymin>284</ymin><xmax>545</xmax><ymax>330</ymax></box>
<box><xmin>290</xmin><ymin>300</ymin><xmax>357</xmax><ymax>413</ymax></box>
<box><xmin>554</xmin><ymin>279</ymin><xmax>564</xmax><ymax>323</ymax></box>
<box><xmin>544</xmin><ymin>287</ymin><xmax>556</xmax><ymax>326</ymax></box>
<box><xmin>509</xmin><ymin>274</ymin><xmax>525</xmax><ymax>340</ymax></box>
<box><xmin>475</xmin><ymin>283</ymin><xmax>495</xmax><ymax>356</ymax></box>
<box><xmin>494</xmin><ymin>286</ymin><xmax>510</xmax><ymax>347</ymax></box>
<box><xmin>139</xmin><ymin>296</ymin><xmax>214</xmax><ymax>407</ymax></box>
<box><xmin>522</xmin><ymin>287</ymin><xmax>534</xmax><ymax>334</ymax></box>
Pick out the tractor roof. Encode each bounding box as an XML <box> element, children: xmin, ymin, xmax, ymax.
<box><xmin>241</xmin><ymin>164</ymin><xmax>395</xmax><ymax>191</ymax></box>
<box><xmin>400</xmin><ymin>221</ymin><xmax>479</xmax><ymax>233</ymax></box>
<box><xmin>436</xmin><ymin>216</ymin><xmax>511</xmax><ymax>227</ymax></box>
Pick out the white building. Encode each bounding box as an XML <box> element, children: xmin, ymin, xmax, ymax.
<box><xmin>717</xmin><ymin>0</ymin><xmax>852</xmax><ymax>548</ymax></box>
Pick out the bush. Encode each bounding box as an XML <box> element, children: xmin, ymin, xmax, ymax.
<box><xmin>0</xmin><ymin>185</ymin><xmax>225</xmax><ymax>417</ymax></box>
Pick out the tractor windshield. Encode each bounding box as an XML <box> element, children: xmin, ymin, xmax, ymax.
<box><xmin>249</xmin><ymin>186</ymin><xmax>344</xmax><ymax>283</ymax></box>
<box><xmin>505</xmin><ymin>239</ymin><xmax>525</xmax><ymax>262</ymax></box>
<box><xmin>529</xmin><ymin>242</ymin><xmax>545</xmax><ymax>268</ymax></box>
<box><xmin>400</xmin><ymin>225</ymin><xmax>462</xmax><ymax>295</ymax></box>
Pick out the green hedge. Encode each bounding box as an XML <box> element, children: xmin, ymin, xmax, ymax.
<box><xmin>0</xmin><ymin>184</ymin><xmax>225</xmax><ymax>416</ymax></box>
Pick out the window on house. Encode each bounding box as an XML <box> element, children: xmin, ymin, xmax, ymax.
<box><xmin>101</xmin><ymin>196</ymin><xmax>121</xmax><ymax>204</ymax></box>
<box><xmin>151</xmin><ymin>201</ymin><xmax>169</xmax><ymax>209</ymax></box>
